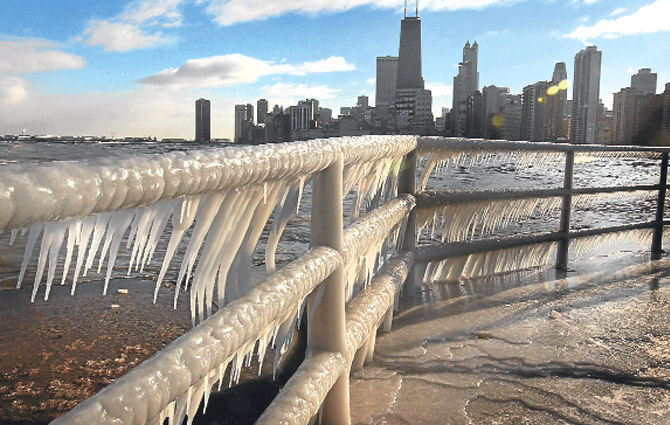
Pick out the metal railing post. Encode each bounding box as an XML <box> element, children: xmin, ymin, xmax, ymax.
<box><xmin>556</xmin><ymin>150</ymin><xmax>574</xmax><ymax>271</ymax></box>
<box><xmin>652</xmin><ymin>152</ymin><xmax>668</xmax><ymax>258</ymax></box>
<box><xmin>399</xmin><ymin>148</ymin><xmax>417</xmax><ymax>288</ymax></box>
<box><xmin>308</xmin><ymin>156</ymin><xmax>350</xmax><ymax>425</ymax></box>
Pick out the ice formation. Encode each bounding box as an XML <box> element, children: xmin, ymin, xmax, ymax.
<box><xmin>423</xmin><ymin>241</ymin><xmax>558</xmax><ymax>282</ymax></box>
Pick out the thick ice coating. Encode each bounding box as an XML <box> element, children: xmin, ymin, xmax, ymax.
<box><xmin>0</xmin><ymin>136</ymin><xmax>417</xmax><ymax>231</ymax></box>
<box><xmin>51</xmin><ymin>246</ymin><xmax>341</xmax><ymax>425</ymax></box>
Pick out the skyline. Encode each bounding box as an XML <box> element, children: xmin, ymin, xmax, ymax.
<box><xmin>1</xmin><ymin>0</ymin><xmax>669</xmax><ymax>140</ymax></box>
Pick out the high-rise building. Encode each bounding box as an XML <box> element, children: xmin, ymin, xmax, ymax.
<box><xmin>552</xmin><ymin>62</ymin><xmax>568</xmax><ymax>83</ymax></box>
<box><xmin>571</xmin><ymin>46</ymin><xmax>602</xmax><ymax>144</ymax></box>
<box><xmin>500</xmin><ymin>93</ymin><xmax>522</xmax><ymax>141</ymax></box>
<box><xmin>452</xmin><ymin>41</ymin><xmax>479</xmax><ymax>136</ymax></box>
<box><xmin>234</xmin><ymin>104</ymin><xmax>254</xmax><ymax>143</ymax></box>
<box><xmin>521</xmin><ymin>81</ymin><xmax>549</xmax><ymax>142</ymax></box>
<box><xmin>195</xmin><ymin>98</ymin><xmax>211</xmax><ymax>142</ymax></box>
<box><xmin>663</xmin><ymin>83</ymin><xmax>670</xmax><ymax>144</ymax></box>
<box><xmin>631</xmin><ymin>68</ymin><xmax>657</xmax><ymax>95</ymax></box>
<box><xmin>482</xmin><ymin>85</ymin><xmax>509</xmax><ymax>139</ymax></box>
<box><xmin>376</xmin><ymin>56</ymin><xmax>399</xmax><ymax>107</ymax></box>
<box><xmin>546</xmin><ymin>62</ymin><xmax>569</xmax><ymax>141</ymax></box>
<box><xmin>613</xmin><ymin>87</ymin><xmax>641</xmax><ymax>145</ymax></box>
<box><xmin>393</xmin><ymin>4</ymin><xmax>433</xmax><ymax>134</ymax></box>
<box><xmin>257</xmin><ymin>98</ymin><xmax>268</xmax><ymax>124</ymax></box>
<box><xmin>465</xmin><ymin>91</ymin><xmax>484</xmax><ymax>138</ymax></box>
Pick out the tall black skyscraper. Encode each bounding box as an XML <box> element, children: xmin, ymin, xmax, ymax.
<box><xmin>195</xmin><ymin>98</ymin><xmax>211</xmax><ymax>142</ymax></box>
<box><xmin>396</xmin><ymin>14</ymin><xmax>423</xmax><ymax>90</ymax></box>
<box><xmin>394</xmin><ymin>1</ymin><xmax>433</xmax><ymax>134</ymax></box>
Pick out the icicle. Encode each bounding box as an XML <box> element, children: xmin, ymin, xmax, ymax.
<box><xmin>83</xmin><ymin>213</ymin><xmax>112</xmax><ymax>276</ymax></box>
<box><xmin>42</xmin><ymin>221</ymin><xmax>69</xmax><ymax>300</ymax></box>
<box><xmin>9</xmin><ymin>228</ymin><xmax>18</xmax><ymax>245</ymax></box>
<box><xmin>266</xmin><ymin>183</ymin><xmax>301</xmax><ymax>274</ymax></box>
<box><xmin>17</xmin><ymin>224</ymin><xmax>42</xmax><ymax>289</ymax></box>
<box><xmin>155</xmin><ymin>195</ymin><xmax>201</xmax><ymax>303</ymax></box>
<box><xmin>174</xmin><ymin>191</ymin><xmax>227</xmax><ymax>310</ymax></box>
<box><xmin>60</xmin><ymin>219</ymin><xmax>81</xmax><ymax>285</ymax></box>
<box><xmin>71</xmin><ymin>216</ymin><xmax>96</xmax><ymax>294</ymax></box>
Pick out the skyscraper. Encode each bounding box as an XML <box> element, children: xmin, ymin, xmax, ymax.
<box><xmin>257</xmin><ymin>98</ymin><xmax>268</xmax><ymax>124</ymax></box>
<box><xmin>571</xmin><ymin>46</ymin><xmax>602</xmax><ymax>144</ymax></box>
<box><xmin>546</xmin><ymin>62</ymin><xmax>569</xmax><ymax>141</ymax></box>
<box><xmin>393</xmin><ymin>2</ymin><xmax>433</xmax><ymax>134</ymax></box>
<box><xmin>521</xmin><ymin>81</ymin><xmax>549</xmax><ymax>142</ymax></box>
<box><xmin>195</xmin><ymin>98</ymin><xmax>211</xmax><ymax>142</ymax></box>
<box><xmin>452</xmin><ymin>41</ymin><xmax>479</xmax><ymax>136</ymax></box>
<box><xmin>376</xmin><ymin>56</ymin><xmax>398</xmax><ymax>107</ymax></box>
<box><xmin>234</xmin><ymin>104</ymin><xmax>254</xmax><ymax>143</ymax></box>
<box><xmin>631</xmin><ymin>68</ymin><xmax>657</xmax><ymax>95</ymax></box>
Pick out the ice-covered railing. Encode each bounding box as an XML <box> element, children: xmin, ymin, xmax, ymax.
<box><xmin>0</xmin><ymin>135</ymin><xmax>416</xmax><ymax>425</ymax></box>
<box><xmin>4</xmin><ymin>135</ymin><xmax>670</xmax><ymax>425</ymax></box>
<box><xmin>414</xmin><ymin>137</ymin><xmax>670</xmax><ymax>282</ymax></box>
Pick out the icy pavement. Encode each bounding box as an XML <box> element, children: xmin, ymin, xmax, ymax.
<box><xmin>350</xmin><ymin>251</ymin><xmax>670</xmax><ymax>425</ymax></box>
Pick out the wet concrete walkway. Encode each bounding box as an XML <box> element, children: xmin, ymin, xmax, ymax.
<box><xmin>350</xmin><ymin>253</ymin><xmax>670</xmax><ymax>425</ymax></box>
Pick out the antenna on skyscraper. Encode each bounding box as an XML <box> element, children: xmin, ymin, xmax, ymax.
<box><xmin>416</xmin><ymin>0</ymin><xmax>419</xmax><ymax>17</ymax></box>
<box><xmin>404</xmin><ymin>0</ymin><xmax>407</xmax><ymax>18</ymax></box>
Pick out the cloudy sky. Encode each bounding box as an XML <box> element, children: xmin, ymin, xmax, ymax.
<box><xmin>1</xmin><ymin>0</ymin><xmax>669</xmax><ymax>139</ymax></box>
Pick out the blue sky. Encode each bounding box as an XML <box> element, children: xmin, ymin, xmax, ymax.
<box><xmin>1</xmin><ymin>0</ymin><xmax>669</xmax><ymax>139</ymax></box>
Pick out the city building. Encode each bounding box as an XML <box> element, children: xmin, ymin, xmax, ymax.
<box><xmin>465</xmin><ymin>91</ymin><xmax>484</xmax><ymax>138</ymax></box>
<box><xmin>613</xmin><ymin>87</ymin><xmax>641</xmax><ymax>144</ymax></box>
<box><xmin>521</xmin><ymin>81</ymin><xmax>549</xmax><ymax>142</ymax></box>
<box><xmin>376</xmin><ymin>56</ymin><xmax>399</xmax><ymax>107</ymax></box>
<box><xmin>195</xmin><ymin>98</ymin><xmax>211</xmax><ymax>142</ymax></box>
<box><xmin>482</xmin><ymin>85</ymin><xmax>509</xmax><ymax>139</ymax></box>
<box><xmin>571</xmin><ymin>46</ymin><xmax>602</xmax><ymax>144</ymax></box>
<box><xmin>500</xmin><ymin>93</ymin><xmax>522</xmax><ymax>141</ymax></box>
<box><xmin>631</xmin><ymin>68</ymin><xmax>657</xmax><ymax>95</ymax></box>
<box><xmin>393</xmin><ymin>4</ymin><xmax>433</xmax><ymax>134</ymax></box>
<box><xmin>234</xmin><ymin>104</ymin><xmax>254</xmax><ymax>143</ymax></box>
<box><xmin>257</xmin><ymin>98</ymin><xmax>268</xmax><ymax>124</ymax></box>
<box><xmin>663</xmin><ymin>83</ymin><xmax>670</xmax><ymax>144</ymax></box>
<box><xmin>545</xmin><ymin>62</ymin><xmax>569</xmax><ymax>141</ymax></box>
<box><xmin>452</xmin><ymin>41</ymin><xmax>479</xmax><ymax>136</ymax></box>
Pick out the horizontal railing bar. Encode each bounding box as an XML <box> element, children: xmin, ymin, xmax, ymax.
<box><xmin>417</xmin><ymin>137</ymin><xmax>670</xmax><ymax>155</ymax></box>
<box><xmin>342</xmin><ymin>195</ymin><xmax>415</xmax><ymax>265</ymax></box>
<box><xmin>415</xmin><ymin>221</ymin><xmax>668</xmax><ymax>264</ymax></box>
<box><xmin>0</xmin><ymin>136</ymin><xmax>416</xmax><ymax>231</ymax></box>
<box><xmin>256</xmin><ymin>351</ymin><xmax>347</xmax><ymax>425</ymax></box>
<box><xmin>53</xmin><ymin>246</ymin><xmax>342</xmax><ymax>425</ymax></box>
<box><xmin>257</xmin><ymin>252</ymin><xmax>414</xmax><ymax>425</ymax></box>
<box><xmin>416</xmin><ymin>185</ymin><xmax>661</xmax><ymax>207</ymax></box>
<box><xmin>344</xmin><ymin>252</ymin><xmax>414</xmax><ymax>357</ymax></box>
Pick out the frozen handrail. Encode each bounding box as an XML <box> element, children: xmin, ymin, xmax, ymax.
<box><xmin>257</xmin><ymin>252</ymin><xmax>414</xmax><ymax>425</ymax></box>
<box><xmin>52</xmin><ymin>246</ymin><xmax>342</xmax><ymax>425</ymax></box>
<box><xmin>417</xmin><ymin>136</ymin><xmax>669</xmax><ymax>155</ymax></box>
<box><xmin>0</xmin><ymin>135</ymin><xmax>416</xmax><ymax>230</ymax></box>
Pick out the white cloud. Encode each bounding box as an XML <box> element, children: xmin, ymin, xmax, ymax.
<box><xmin>201</xmin><ymin>0</ymin><xmax>522</xmax><ymax>26</ymax></box>
<box><xmin>261</xmin><ymin>82</ymin><xmax>341</xmax><ymax>103</ymax></box>
<box><xmin>566</xmin><ymin>0</ymin><xmax>670</xmax><ymax>42</ymax></box>
<box><xmin>81</xmin><ymin>0</ymin><xmax>186</xmax><ymax>52</ymax></box>
<box><xmin>366</xmin><ymin>78</ymin><xmax>375</xmax><ymax>85</ymax></box>
<box><xmin>610</xmin><ymin>7</ymin><xmax>627</xmax><ymax>16</ymax></box>
<box><xmin>83</xmin><ymin>20</ymin><xmax>173</xmax><ymax>52</ymax></box>
<box><xmin>0</xmin><ymin>38</ymin><xmax>85</xmax><ymax>74</ymax></box>
<box><xmin>0</xmin><ymin>76</ymin><xmax>29</xmax><ymax>103</ymax></box>
<box><xmin>141</xmin><ymin>54</ymin><xmax>355</xmax><ymax>88</ymax></box>
<box><xmin>426</xmin><ymin>82</ymin><xmax>453</xmax><ymax>98</ymax></box>
<box><xmin>122</xmin><ymin>0</ymin><xmax>185</xmax><ymax>27</ymax></box>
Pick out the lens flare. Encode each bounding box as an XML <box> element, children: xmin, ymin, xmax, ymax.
<box><xmin>547</xmin><ymin>85</ymin><xmax>559</xmax><ymax>96</ymax></box>
<box><xmin>491</xmin><ymin>114</ymin><xmax>503</xmax><ymax>128</ymax></box>
<box><xmin>537</xmin><ymin>97</ymin><xmax>544</xmax><ymax>103</ymax></box>
<box><xmin>558</xmin><ymin>79</ymin><xmax>569</xmax><ymax>90</ymax></box>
